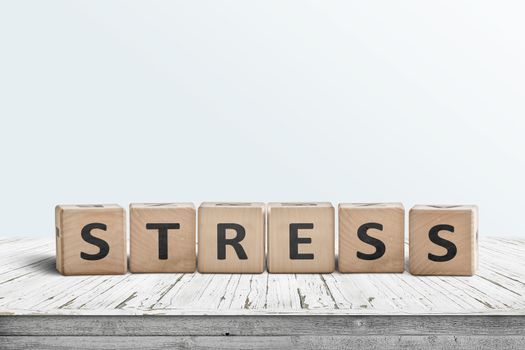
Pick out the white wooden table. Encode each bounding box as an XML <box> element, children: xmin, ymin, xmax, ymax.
<box><xmin>1</xmin><ymin>237</ymin><xmax>524</xmax><ymax>349</ymax></box>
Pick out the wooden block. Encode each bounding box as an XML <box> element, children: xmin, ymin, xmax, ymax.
<box><xmin>55</xmin><ymin>204</ymin><xmax>126</xmax><ymax>275</ymax></box>
<box><xmin>267</xmin><ymin>202</ymin><xmax>335</xmax><ymax>273</ymax></box>
<box><xmin>198</xmin><ymin>202</ymin><xmax>265</xmax><ymax>273</ymax></box>
<box><xmin>129</xmin><ymin>203</ymin><xmax>196</xmax><ymax>273</ymax></box>
<box><xmin>409</xmin><ymin>205</ymin><xmax>478</xmax><ymax>276</ymax></box>
<box><xmin>338</xmin><ymin>203</ymin><xmax>405</xmax><ymax>273</ymax></box>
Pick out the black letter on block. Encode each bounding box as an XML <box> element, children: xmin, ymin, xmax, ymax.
<box><xmin>146</xmin><ymin>223</ymin><xmax>181</xmax><ymax>260</ymax></box>
<box><xmin>217</xmin><ymin>223</ymin><xmax>248</xmax><ymax>260</ymax></box>
<box><xmin>290</xmin><ymin>223</ymin><xmax>315</xmax><ymax>260</ymax></box>
<box><xmin>428</xmin><ymin>224</ymin><xmax>457</xmax><ymax>262</ymax></box>
<box><xmin>80</xmin><ymin>223</ymin><xmax>110</xmax><ymax>260</ymax></box>
<box><xmin>356</xmin><ymin>222</ymin><xmax>386</xmax><ymax>260</ymax></box>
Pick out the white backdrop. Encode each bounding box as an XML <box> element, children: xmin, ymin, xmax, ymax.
<box><xmin>0</xmin><ymin>1</ymin><xmax>524</xmax><ymax>237</ymax></box>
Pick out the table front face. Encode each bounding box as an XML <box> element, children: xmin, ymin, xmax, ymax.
<box><xmin>0</xmin><ymin>237</ymin><xmax>524</xmax><ymax>316</ymax></box>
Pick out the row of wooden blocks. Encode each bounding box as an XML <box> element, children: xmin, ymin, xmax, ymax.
<box><xmin>55</xmin><ymin>202</ymin><xmax>478</xmax><ymax>276</ymax></box>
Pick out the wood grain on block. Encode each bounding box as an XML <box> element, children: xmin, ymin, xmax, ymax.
<box><xmin>55</xmin><ymin>204</ymin><xmax>126</xmax><ymax>275</ymax></box>
<box><xmin>267</xmin><ymin>202</ymin><xmax>335</xmax><ymax>273</ymax></box>
<box><xmin>339</xmin><ymin>203</ymin><xmax>405</xmax><ymax>273</ymax></box>
<box><xmin>129</xmin><ymin>203</ymin><xmax>196</xmax><ymax>273</ymax></box>
<box><xmin>409</xmin><ymin>205</ymin><xmax>478</xmax><ymax>276</ymax></box>
<box><xmin>198</xmin><ymin>202</ymin><xmax>265</xmax><ymax>273</ymax></box>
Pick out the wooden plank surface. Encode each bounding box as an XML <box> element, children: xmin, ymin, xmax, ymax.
<box><xmin>2</xmin><ymin>315</ymin><xmax>525</xmax><ymax>336</ymax></box>
<box><xmin>2</xmin><ymin>335</ymin><xmax>525</xmax><ymax>350</ymax></box>
<box><xmin>0</xmin><ymin>237</ymin><xmax>524</xmax><ymax>316</ymax></box>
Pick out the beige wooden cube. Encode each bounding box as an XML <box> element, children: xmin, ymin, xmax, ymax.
<box><xmin>55</xmin><ymin>204</ymin><xmax>126</xmax><ymax>275</ymax></box>
<box><xmin>267</xmin><ymin>202</ymin><xmax>335</xmax><ymax>273</ymax></box>
<box><xmin>339</xmin><ymin>203</ymin><xmax>405</xmax><ymax>273</ymax></box>
<box><xmin>198</xmin><ymin>202</ymin><xmax>265</xmax><ymax>273</ymax></box>
<box><xmin>409</xmin><ymin>205</ymin><xmax>478</xmax><ymax>276</ymax></box>
<box><xmin>129</xmin><ymin>203</ymin><xmax>196</xmax><ymax>273</ymax></box>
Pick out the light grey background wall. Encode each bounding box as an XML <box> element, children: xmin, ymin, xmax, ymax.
<box><xmin>0</xmin><ymin>1</ymin><xmax>523</xmax><ymax>237</ymax></box>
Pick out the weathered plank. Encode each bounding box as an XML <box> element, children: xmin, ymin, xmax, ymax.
<box><xmin>2</xmin><ymin>335</ymin><xmax>525</xmax><ymax>350</ymax></box>
<box><xmin>0</xmin><ymin>238</ymin><xmax>524</xmax><ymax>316</ymax></box>
<box><xmin>1</xmin><ymin>316</ymin><xmax>525</xmax><ymax>336</ymax></box>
